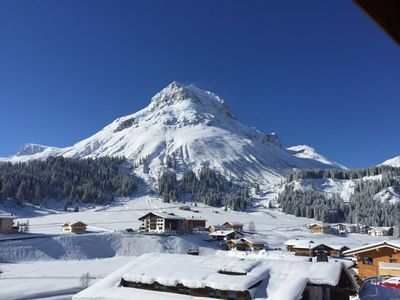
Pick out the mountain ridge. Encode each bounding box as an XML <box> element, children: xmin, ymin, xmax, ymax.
<box><xmin>1</xmin><ymin>82</ymin><xmax>343</xmax><ymax>189</ymax></box>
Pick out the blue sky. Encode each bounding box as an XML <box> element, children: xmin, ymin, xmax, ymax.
<box><xmin>0</xmin><ymin>0</ymin><xmax>399</xmax><ymax>168</ymax></box>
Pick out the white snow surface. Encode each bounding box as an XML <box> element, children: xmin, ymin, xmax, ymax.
<box><xmin>0</xmin><ymin>194</ymin><xmax>389</xmax><ymax>299</ymax></box>
<box><xmin>73</xmin><ymin>253</ymin><xmax>344</xmax><ymax>300</ymax></box>
<box><xmin>0</xmin><ymin>82</ymin><xmax>342</xmax><ymax>189</ymax></box>
<box><xmin>287</xmin><ymin>145</ymin><xmax>345</xmax><ymax>169</ymax></box>
<box><xmin>380</xmin><ymin>156</ymin><xmax>400</xmax><ymax>168</ymax></box>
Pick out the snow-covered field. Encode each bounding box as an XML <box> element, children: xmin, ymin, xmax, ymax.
<box><xmin>0</xmin><ymin>193</ymin><xmax>391</xmax><ymax>299</ymax></box>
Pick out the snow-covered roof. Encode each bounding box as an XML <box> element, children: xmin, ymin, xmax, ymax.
<box><xmin>62</xmin><ymin>221</ymin><xmax>87</xmax><ymax>226</ymax></box>
<box><xmin>0</xmin><ymin>214</ymin><xmax>15</xmax><ymax>220</ymax></box>
<box><xmin>242</xmin><ymin>237</ymin><xmax>266</xmax><ymax>245</ymax></box>
<box><xmin>209</xmin><ymin>229</ymin><xmax>235</xmax><ymax>237</ymax></box>
<box><xmin>138</xmin><ymin>211</ymin><xmax>186</xmax><ymax>220</ymax></box>
<box><xmin>343</xmin><ymin>240</ymin><xmax>400</xmax><ymax>256</ymax></box>
<box><xmin>283</xmin><ymin>239</ymin><xmax>347</xmax><ymax>251</ymax></box>
<box><xmin>73</xmin><ymin>253</ymin><xmax>350</xmax><ymax>300</ymax></box>
<box><xmin>227</xmin><ymin>239</ymin><xmax>245</xmax><ymax>245</ymax></box>
<box><xmin>223</xmin><ymin>221</ymin><xmax>244</xmax><ymax>226</ymax></box>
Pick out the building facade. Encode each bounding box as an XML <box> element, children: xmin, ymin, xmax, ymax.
<box><xmin>343</xmin><ymin>241</ymin><xmax>400</xmax><ymax>280</ymax></box>
<box><xmin>62</xmin><ymin>221</ymin><xmax>87</xmax><ymax>233</ymax></box>
<box><xmin>0</xmin><ymin>215</ymin><xmax>19</xmax><ymax>234</ymax></box>
<box><xmin>139</xmin><ymin>212</ymin><xmax>187</xmax><ymax>234</ymax></box>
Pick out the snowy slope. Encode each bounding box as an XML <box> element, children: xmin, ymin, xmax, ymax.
<box><xmin>287</xmin><ymin>145</ymin><xmax>345</xmax><ymax>169</ymax></box>
<box><xmin>380</xmin><ymin>156</ymin><xmax>400</xmax><ymax>168</ymax></box>
<box><xmin>1</xmin><ymin>82</ymin><xmax>341</xmax><ymax>188</ymax></box>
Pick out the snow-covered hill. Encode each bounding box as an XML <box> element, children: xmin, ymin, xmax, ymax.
<box><xmin>380</xmin><ymin>156</ymin><xmax>400</xmax><ymax>168</ymax></box>
<box><xmin>1</xmin><ymin>82</ymin><xmax>342</xmax><ymax>188</ymax></box>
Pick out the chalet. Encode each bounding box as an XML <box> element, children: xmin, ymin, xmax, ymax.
<box><xmin>209</xmin><ymin>229</ymin><xmax>242</xmax><ymax>241</ymax></box>
<box><xmin>226</xmin><ymin>238</ymin><xmax>266</xmax><ymax>251</ymax></box>
<box><xmin>222</xmin><ymin>221</ymin><xmax>244</xmax><ymax>232</ymax></box>
<box><xmin>343</xmin><ymin>240</ymin><xmax>400</xmax><ymax>280</ymax></box>
<box><xmin>241</xmin><ymin>237</ymin><xmax>266</xmax><ymax>251</ymax></box>
<box><xmin>368</xmin><ymin>226</ymin><xmax>393</xmax><ymax>237</ymax></box>
<box><xmin>208</xmin><ymin>225</ymin><xmax>225</xmax><ymax>233</ymax></box>
<box><xmin>226</xmin><ymin>239</ymin><xmax>247</xmax><ymax>251</ymax></box>
<box><xmin>61</xmin><ymin>221</ymin><xmax>87</xmax><ymax>233</ymax></box>
<box><xmin>138</xmin><ymin>212</ymin><xmax>187</xmax><ymax>234</ymax></box>
<box><xmin>73</xmin><ymin>253</ymin><xmax>358</xmax><ymax>300</ymax></box>
<box><xmin>284</xmin><ymin>239</ymin><xmax>314</xmax><ymax>252</ymax></box>
<box><xmin>308</xmin><ymin>223</ymin><xmax>330</xmax><ymax>234</ymax></box>
<box><xmin>330</xmin><ymin>245</ymin><xmax>350</xmax><ymax>258</ymax></box>
<box><xmin>185</xmin><ymin>217</ymin><xmax>207</xmax><ymax>232</ymax></box>
<box><xmin>284</xmin><ymin>239</ymin><xmax>349</xmax><ymax>257</ymax></box>
<box><xmin>0</xmin><ymin>214</ymin><xmax>19</xmax><ymax>234</ymax></box>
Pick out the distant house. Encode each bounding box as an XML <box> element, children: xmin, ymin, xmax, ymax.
<box><xmin>343</xmin><ymin>240</ymin><xmax>400</xmax><ymax>280</ymax></box>
<box><xmin>308</xmin><ymin>223</ymin><xmax>329</xmax><ymax>234</ymax></box>
<box><xmin>208</xmin><ymin>225</ymin><xmax>225</xmax><ymax>233</ymax></box>
<box><xmin>284</xmin><ymin>239</ymin><xmax>348</xmax><ymax>257</ymax></box>
<box><xmin>241</xmin><ymin>237</ymin><xmax>266</xmax><ymax>251</ymax></box>
<box><xmin>226</xmin><ymin>238</ymin><xmax>266</xmax><ymax>251</ymax></box>
<box><xmin>139</xmin><ymin>212</ymin><xmax>187</xmax><ymax>234</ymax></box>
<box><xmin>185</xmin><ymin>217</ymin><xmax>206</xmax><ymax>232</ymax></box>
<box><xmin>368</xmin><ymin>227</ymin><xmax>393</xmax><ymax>237</ymax></box>
<box><xmin>209</xmin><ymin>229</ymin><xmax>242</xmax><ymax>241</ymax></box>
<box><xmin>332</xmin><ymin>223</ymin><xmax>347</xmax><ymax>234</ymax></box>
<box><xmin>222</xmin><ymin>221</ymin><xmax>244</xmax><ymax>232</ymax></box>
<box><xmin>226</xmin><ymin>239</ymin><xmax>247</xmax><ymax>251</ymax></box>
<box><xmin>61</xmin><ymin>221</ymin><xmax>87</xmax><ymax>233</ymax></box>
<box><xmin>73</xmin><ymin>253</ymin><xmax>358</xmax><ymax>300</ymax></box>
<box><xmin>329</xmin><ymin>245</ymin><xmax>350</xmax><ymax>258</ymax></box>
<box><xmin>0</xmin><ymin>215</ymin><xmax>19</xmax><ymax>234</ymax></box>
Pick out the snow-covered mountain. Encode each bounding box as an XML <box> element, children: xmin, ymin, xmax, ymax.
<box><xmin>380</xmin><ymin>156</ymin><xmax>400</xmax><ymax>168</ymax></box>
<box><xmin>1</xmin><ymin>81</ymin><xmax>342</xmax><ymax>188</ymax></box>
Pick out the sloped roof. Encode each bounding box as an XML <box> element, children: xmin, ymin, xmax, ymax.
<box><xmin>242</xmin><ymin>237</ymin><xmax>266</xmax><ymax>245</ymax></box>
<box><xmin>209</xmin><ymin>230</ymin><xmax>236</xmax><ymax>237</ymax></box>
<box><xmin>0</xmin><ymin>214</ymin><xmax>15</xmax><ymax>220</ymax></box>
<box><xmin>343</xmin><ymin>240</ymin><xmax>400</xmax><ymax>256</ymax></box>
<box><xmin>223</xmin><ymin>221</ymin><xmax>244</xmax><ymax>226</ymax></box>
<box><xmin>73</xmin><ymin>253</ymin><xmax>353</xmax><ymax>300</ymax></box>
<box><xmin>138</xmin><ymin>211</ymin><xmax>186</xmax><ymax>220</ymax></box>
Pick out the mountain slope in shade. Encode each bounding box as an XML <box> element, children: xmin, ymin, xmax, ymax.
<box><xmin>380</xmin><ymin>156</ymin><xmax>400</xmax><ymax>168</ymax></box>
<box><xmin>0</xmin><ymin>82</ymin><xmax>342</xmax><ymax>188</ymax></box>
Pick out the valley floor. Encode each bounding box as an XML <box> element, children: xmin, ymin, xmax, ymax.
<box><xmin>0</xmin><ymin>195</ymin><xmax>390</xmax><ymax>299</ymax></box>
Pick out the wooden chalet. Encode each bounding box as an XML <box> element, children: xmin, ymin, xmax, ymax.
<box><xmin>62</xmin><ymin>221</ymin><xmax>87</xmax><ymax>233</ymax></box>
<box><xmin>73</xmin><ymin>253</ymin><xmax>359</xmax><ymax>300</ymax></box>
<box><xmin>343</xmin><ymin>240</ymin><xmax>400</xmax><ymax>280</ymax></box>
<box><xmin>0</xmin><ymin>215</ymin><xmax>19</xmax><ymax>234</ymax></box>
<box><xmin>368</xmin><ymin>226</ymin><xmax>393</xmax><ymax>237</ymax></box>
<box><xmin>226</xmin><ymin>239</ymin><xmax>247</xmax><ymax>251</ymax></box>
<box><xmin>284</xmin><ymin>239</ymin><xmax>349</xmax><ymax>257</ymax></box>
<box><xmin>241</xmin><ymin>237</ymin><xmax>266</xmax><ymax>251</ymax></box>
<box><xmin>222</xmin><ymin>221</ymin><xmax>244</xmax><ymax>232</ymax></box>
<box><xmin>226</xmin><ymin>238</ymin><xmax>266</xmax><ymax>251</ymax></box>
<box><xmin>209</xmin><ymin>229</ymin><xmax>242</xmax><ymax>241</ymax></box>
<box><xmin>208</xmin><ymin>225</ymin><xmax>225</xmax><ymax>233</ymax></box>
<box><xmin>308</xmin><ymin>223</ymin><xmax>330</xmax><ymax>234</ymax></box>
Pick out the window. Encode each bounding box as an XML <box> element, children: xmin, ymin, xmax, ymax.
<box><xmin>363</xmin><ymin>257</ymin><xmax>373</xmax><ymax>265</ymax></box>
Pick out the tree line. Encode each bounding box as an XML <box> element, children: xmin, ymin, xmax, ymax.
<box><xmin>0</xmin><ymin>156</ymin><xmax>137</xmax><ymax>207</ymax></box>
<box><xmin>288</xmin><ymin>165</ymin><xmax>400</xmax><ymax>182</ymax></box>
<box><xmin>158</xmin><ymin>164</ymin><xmax>251</xmax><ymax>211</ymax></box>
<box><xmin>280</xmin><ymin>165</ymin><xmax>400</xmax><ymax>226</ymax></box>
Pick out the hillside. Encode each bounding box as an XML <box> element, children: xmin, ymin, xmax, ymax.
<box><xmin>279</xmin><ymin>166</ymin><xmax>400</xmax><ymax>226</ymax></box>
